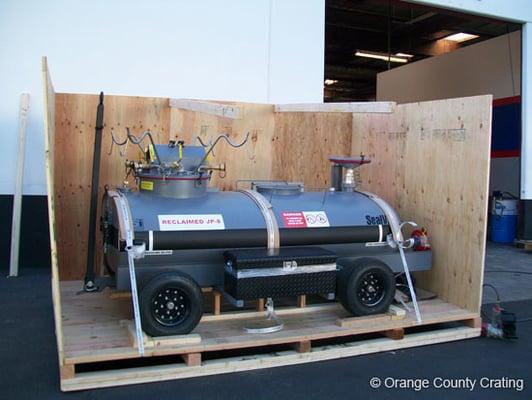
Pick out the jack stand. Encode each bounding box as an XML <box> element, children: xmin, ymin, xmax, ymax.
<box><xmin>244</xmin><ymin>298</ymin><xmax>284</xmax><ymax>334</ymax></box>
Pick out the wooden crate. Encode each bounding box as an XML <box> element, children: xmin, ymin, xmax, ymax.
<box><xmin>42</xmin><ymin>57</ymin><xmax>492</xmax><ymax>391</ymax></box>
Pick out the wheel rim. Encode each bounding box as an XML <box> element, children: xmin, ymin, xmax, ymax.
<box><xmin>356</xmin><ymin>270</ymin><xmax>386</xmax><ymax>307</ymax></box>
<box><xmin>151</xmin><ymin>287</ymin><xmax>191</xmax><ymax>327</ymax></box>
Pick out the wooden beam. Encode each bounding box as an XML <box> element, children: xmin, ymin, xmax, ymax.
<box><xmin>297</xmin><ymin>295</ymin><xmax>306</xmax><ymax>308</ymax></box>
<box><xmin>9</xmin><ymin>93</ymin><xmax>30</xmax><ymax>277</ymax></box>
<box><xmin>181</xmin><ymin>353</ymin><xmax>202</xmax><ymax>367</ymax></box>
<box><xmin>293</xmin><ymin>340</ymin><xmax>311</xmax><ymax>353</ymax></box>
<box><xmin>213</xmin><ymin>290</ymin><xmax>221</xmax><ymax>316</ymax></box>
<box><xmin>169</xmin><ymin>98</ymin><xmax>242</xmax><ymax>119</ymax></box>
<box><xmin>463</xmin><ymin>317</ymin><xmax>483</xmax><ymax>329</ymax></box>
<box><xmin>60</xmin><ymin>365</ymin><xmax>75</xmax><ymax>380</ymax></box>
<box><xmin>382</xmin><ymin>328</ymin><xmax>405</xmax><ymax>340</ymax></box>
<box><xmin>256</xmin><ymin>298</ymin><xmax>265</xmax><ymax>312</ymax></box>
<box><xmin>274</xmin><ymin>102</ymin><xmax>395</xmax><ymax>113</ymax></box>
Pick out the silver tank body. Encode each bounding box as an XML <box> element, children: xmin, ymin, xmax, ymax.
<box><xmin>122</xmin><ymin>189</ymin><xmax>387</xmax><ymax>231</ymax></box>
<box><xmin>104</xmin><ymin>188</ymin><xmax>432</xmax><ymax>291</ymax></box>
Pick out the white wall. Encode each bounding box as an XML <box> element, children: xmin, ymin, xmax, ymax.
<box><xmin>377</xmin><ymin>32</ymin><xmax>521</xmax><ymax>197</ymax></box>
<box><xmin>0</xmin><ymin>0</ymin><xmax>325</xmax><ymax>196</ymax></box>
<box><xmin>377</xmin><ymin>31</ymin><xmax>521</xmax><ymax>103</ymax></box>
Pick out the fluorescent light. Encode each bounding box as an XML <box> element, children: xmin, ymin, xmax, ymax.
<box><xmin>444</xmin><ymin>32</ymin><xmax>479</xmax><ymax>42</ymax></box>
<box><xmin>394</xmin><ymin>52</ymin><xmax>414</xmax><ymax>58</ymax></box>
<box><xmin>324</xmin><ymin>79</ymin><xmax>338</xmax><ymax>86</ymax></box>
<box><xmin>355</xmin><ymin>50</ymin><xmax>408</xmax><ymax>63</ymax></box>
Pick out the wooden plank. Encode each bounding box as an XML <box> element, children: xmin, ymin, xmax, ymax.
<box><xmin>200</xmin><ymin>302</ymin><xmax>342</xmax><ymax>322</ymax></box>
<box><xmin>152</xmin><ymin>334</ymin><xmax>202</xmax><ymax>348</ymax></box>
<box><xmin>121</xmin><ymin>319</ymin><xmax>201</xmax><ymax>349</ymax></box>
<box><xmin>169</xmin><ymin>98</ymin><xmax>242</xmax><ymax>119</ymax></box>
<box><xmin>352</xmin><ymin>96</ymin><xmax>492</xmax><ymax>313</ymax></box>
<box><xmin>60</xmin><ymin>326</ymin><xmax>480</xmax><ymax>391</ymax></box>
<box><xmin>336</xmin><ymin>305</ymin><xmax>406</xmax><ymax>328</ymax></box>
<box><xmin>336</xmin><ymin>313</ymin><xmax>394</xmax><ymax>328</ymax></box>
<box><xmin>274</xmin><ymin>102</ymin><xmax>395</xmax><ymax>113</ymax></box>
<box><xmin>9</xmin><ymin>93</ymin><xmax>30</xmax><ymax>277</ymax></box>
<box><xmin>109</xmin><ymin>291</ymin><xmax>132</xmax><ymax>300</ymax></box>
<box><xmin>122</xmin><ymin>320</ymin><xmax>154</xmax><ymax>349</ymax></box>
<box><xmin>387</xmin><ymin>304</ymin><xmax>406</xmax><ymax>320</ymax></box>
<box><xmin>42</xmin><ymin>57</ymin><xmax>65</xmax><ymax>367</ymax></box>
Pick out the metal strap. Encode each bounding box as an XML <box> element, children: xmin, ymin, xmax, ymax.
<box><xmin>356</xmin><ymin>190</ymin><xmax>422</xmax><ymax>323</ymax></box>
<box><xmin>238</xmin><ymin>189</ymin><xmax>280</xmax><ymax>250</ymax></box>
<box><xmin>108</xmin><ymin>190</ymin><xmax>145</xmax><ymax>355</ymax></box>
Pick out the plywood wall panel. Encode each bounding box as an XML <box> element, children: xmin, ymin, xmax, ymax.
<box><xmin>352</xmin><ymin>96</ymin><xmax>492</xmax><ymax>313</ymax></box>
<box><xmin>272</xmin><ymin>113</ymin><xmax>353</xmax><ymax>188</ymax></box>
<box><xmin>169</xmin><ymin>103</ymin><xmax>275</xmax><ymax>190</ymax></box>
<box><xmin>54</xmin><ymin>94</ymin><xmax>171</xmax><ymax>280</ymax></box>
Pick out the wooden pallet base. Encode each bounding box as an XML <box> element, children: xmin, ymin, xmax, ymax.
<box><xmin>61</xmin><ymin>326</ymin><xmax>480</xmax><ymax>391</ymax></box>
<box><xmin>59</xmin><ymin>281</ymin><xmax>481</xmax><ymax>391</ymax></box>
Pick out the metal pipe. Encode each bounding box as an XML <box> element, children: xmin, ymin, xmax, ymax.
<box><xmin>84</xmin><ymin>92</ymin><xmax>104</xmax><ymax>291</ymax></box>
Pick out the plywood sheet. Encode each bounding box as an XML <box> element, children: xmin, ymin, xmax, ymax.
<box><xmin>272</xmin><ymin>113</ymin><xmax>353</xmax><ymax>188</ymax></box>
<box><xmin>42</xmin><ymin>57</ymin><xmax>64</xmax><ymax>366</ymax></box>
<box><xmin>169</xmin><ymin>102</ymin><xmax>275</xmax><ymax>190</ymax></box>
<box><xmin>352</xmin><ymin>96</ymin><xmax>492</xmax><ymax>312</ymax></box>
<box><xmin>54</xmin><ymin>94</ymin><xmax>171</xmax><ymax>280</ymax></box>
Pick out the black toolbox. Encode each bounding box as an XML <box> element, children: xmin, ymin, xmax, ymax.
<box><xmin>223</xmin><ymin>247</ymin><xmax>337</xmax><ymax>300</ymax></box>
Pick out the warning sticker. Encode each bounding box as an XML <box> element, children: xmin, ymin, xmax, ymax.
<box><xmin>281</xmin><ymin>211</ymin><xmax>330</xmax><ymax>228</ymax></box>
<box><xmin>140</xmin><ymin>180</ymin><xmax>154</xmax><ymax>191</ymax></box>
<box><xmin>158</xmin><ymin>214</ymin><xmax>225</xmax><ymax>231</ymax></box>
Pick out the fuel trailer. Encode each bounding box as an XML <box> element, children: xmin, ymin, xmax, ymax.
<box><xmin>100</xmin><ymin>132</ymin><xmax>432</xmax><ymax>336</ymax></box>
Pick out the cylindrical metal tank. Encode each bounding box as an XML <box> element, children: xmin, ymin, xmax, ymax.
<box><xmin>105</xmin><ymin>188</ymin><xmax>389</xmax><ymax>258</ymax></box>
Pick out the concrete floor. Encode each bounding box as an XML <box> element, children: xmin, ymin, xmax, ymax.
<box><xmin>0</xmin><ymin>243</ymin><xmax>531</xmax><ymax>399</ymax></box>
<box><xmin>484</xmin><ymin>242</ymin><xmax>532</xmax><ymax>303</ymax></box>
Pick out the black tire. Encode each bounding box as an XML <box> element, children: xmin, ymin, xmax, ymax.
<box><xmin>337</xmin><ymin>258</ymin><xmax>395</xmax><ymax>316</ymax></box>
<box><xmin>139</xmin><ymin>272</ymin><xmax>203</xmax><ymax>336</ymax></box>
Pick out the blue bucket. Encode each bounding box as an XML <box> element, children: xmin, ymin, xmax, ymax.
<box><xmin>490</xmin><ymin>199</ymin><xmax>518</xmax><ymax>244</ymax></box>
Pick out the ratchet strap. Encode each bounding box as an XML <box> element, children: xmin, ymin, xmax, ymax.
<box><xmin>238</xmin><ymin>189</ymin><xmax>284</xmax><ymax>333</ymax></box>
<box><xmin>357</xmin><ymin>190</ymin><xmax>422</xmax><ymax>323</ymax></box>
<box><xmin>238</xmin><ymin>189</ymin><xmax>280</xmax><ymax>251</ymax></box>
<box><xmin>109</xmin><ymin>190</ymin><xmax>145</xmax><ymax>355</ymax></box>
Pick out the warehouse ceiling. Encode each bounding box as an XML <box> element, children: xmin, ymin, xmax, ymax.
<box><xmin>325</xmin><ymin>0</ymin><xmax>521</xmax><ymax>101</ymax></box>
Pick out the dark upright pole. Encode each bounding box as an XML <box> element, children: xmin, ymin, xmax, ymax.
<box><xmin>84</xmin><ymin>92</ymin><xmax>104</xmax><ymax>291</ymax></box>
